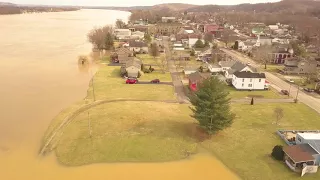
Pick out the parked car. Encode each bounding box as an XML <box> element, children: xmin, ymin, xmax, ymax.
<box><xmin>126</xmin><ymin>78</ymin><xmax>138</xmax><ymax>84</ymax></box>
<box><xmin>303</xmin><ymin>88</ymin><xmax>314</xmax><ymax>92</ymax></box>
<box><xmin>281</xmin><ymin>90</ymin><xmax>289</xmax><ymax>95</ymax></box>
<box><xmin>287</xmin><ymin>79</ymin><xmax>294</xmax><ymax>83</ymax></box>
<box><xmin>151</xmin><ymin>79</ymin><xmax>160</xmax><ymax>83</ymax></box>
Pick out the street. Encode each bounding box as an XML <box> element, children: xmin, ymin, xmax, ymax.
<box><xmin>163</xmin><ymin>37</ymin><xmax>189</xmax><ymax>103</ymax></box>
<box><xmin>221</xmin><ymin>48</ymin><xmax>320</xmax><ymax>114</ymax></box>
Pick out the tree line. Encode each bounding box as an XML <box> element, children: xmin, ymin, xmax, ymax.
<box><xmin>0</xmin><ymin>6</ymin><xmax>79</xmax><ymax>15</ymax></box>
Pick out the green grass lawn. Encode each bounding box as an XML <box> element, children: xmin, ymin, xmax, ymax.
<box><xmin>42</xmin><ymin>66</ymin><xmax>176</xmax><ymax>150</ymax></box>
<box><xmin>55</xmin><ymin>102</ymin><xmax>198</xmax><ymax>166</ymax></box>
<box><xmin>227</xmin><ymin>86</ymin><xmax>286</xmax><ymax>99</ymax></box>
<box><xmin>139</xmin><ymin>71</ymin><xmax>172</xmax><ymax>82</ymax></box>
<box><xmin>86</xmin><ymin>66</ymin><xmax>175</xmax><ymax>101</ymax></box>
<box><xmin>201</xmin><ymin>103</ymin><xmax>320</xmax><ymax>180</ymax></box>
<box><xmin>137</xmin><ymin>54</ymin><xmax>160</xmax><ymax>65</ymax></box>
<box><xmin>264</xmin><ymin>64</ymin><xmax>283</xmax><ymax>73</ymax></box>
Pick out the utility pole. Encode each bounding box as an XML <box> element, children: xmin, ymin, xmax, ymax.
<box><xmin>288</xmin><ymin>83</ymin><xmax>292</xmax><ymax>97</ymax></box>
<box><xmin>90</xmin><ymin>70</ymin><xmax>96</xmax><ymax>102</ymax></box>
<box><xmin>295</xmin><ymin>84</ymin><xmax>300</xmax><ymax>103</ymax></box>
<box><xmin>88</xmin><ymin>112</ymin><xmax>92</xmax><ymax>138</ymax></box>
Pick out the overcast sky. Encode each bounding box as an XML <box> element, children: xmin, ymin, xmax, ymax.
<box><xmin>11</xmin><ymin>0</ymin><xmax>281</xmax><ymax>6</ymax></box>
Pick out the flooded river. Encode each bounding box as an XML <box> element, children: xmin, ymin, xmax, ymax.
<box><xmin>0</xmin><ymin>9</ymin><xmax>238</xmax><ymax>180</ymax></box>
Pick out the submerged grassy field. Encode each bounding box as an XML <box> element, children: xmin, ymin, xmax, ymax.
<box><xmin>55</xmin><ymin>102</ymin><xmax>198</xmax><ymax>166</ymax></box>
<box><xmin>201</xmin><ymin>103</ymin><xmax>320</xmax><ymax>180</ymax></box>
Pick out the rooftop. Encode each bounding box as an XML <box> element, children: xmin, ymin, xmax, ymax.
<box><xmin>298</xmin><ymin>133</ymin><xmax>320</xmax><ymax>140</ymax></box>
<box><xmin>233</xmin><ymin>71</ymin><xmax>266</xmax><ymax>78</ymax></box>
<box><xmin>283</xmin><ymin>144</ymin><xmax>317</xmax><ymax>163</ymax></box>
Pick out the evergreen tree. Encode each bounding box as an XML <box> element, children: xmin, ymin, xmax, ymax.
<box><xmin>194</xmin><ymin>39</ymin><xmax>205</xmax><ymax>48</ymax></box>
<box><xmin>250</xmin><ymin>97</ymin><xmax>254</xmax><ymax>105</ymax></box>
<box><xmin>190</xmin><ymin>77</ymin><xmax>234</xmax><ymax>134</ymax></box>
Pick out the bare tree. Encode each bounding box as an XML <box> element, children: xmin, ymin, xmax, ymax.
<box><xmin>274</xmin><ymin>107</ymin><xmax>284</xmax><ymax>126</ymax></box>
<box><xmin>158</xmin><ymin>55</ymin><xmax>167</xmax><ymax>73</ymax></box>
<box><xmin>87</xmin><ymin>25</ymin><xmax>114</xmax><ymax>52</ymax></box>
<box><xmin>253</xmin><ymin>45</ymin><xmax>273</xmax><ymax>69</ymax></box>
<box><xmin>115</xmin><ymin>19</ymin><xmax>127</xmax><ymax>29</ymax></box>
<box><xmin>204</xmin><ymin>33</ymin><xmax>213</xmax><ymax>43</ymax></box>
<box><xmin>221</xmin><ymin>29</ymin><xmax>237</xmax><ymax>47</ymax></box>
<box><xmin>150</xmin><ymin>42</ymin><xmax>160</xmax><ymax>59</ymax></box>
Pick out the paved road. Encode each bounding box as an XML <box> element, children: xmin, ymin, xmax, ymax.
<box><xmin>221</xmin><ymin>48</ymin><xmax>320</xmax><ymax>114</ymax></box>
<box><xmin>163</xmin><ymin>38</ymin><xmax>190</xmax><ymax>103</ymax></box>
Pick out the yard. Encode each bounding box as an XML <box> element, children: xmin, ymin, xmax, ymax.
<box><xmin>42</xmin><ymin>66</ymin><xmax>176</xmax><ymax>150</ymax></box>
<box><xmin>226</xmin><ymin>86</ymin><xmax>287</xmax><ymax>99</ymax></box>
<box><xmin>264</xmin><ymin>64</ymin><xmax>283</xmax><ymax>73</ymax></box>
<box><xmin>201</xmin><ymin>103</ymin><xmax>320</xmax><ymax>180</ymax></box>
<box><xmin>137</xmin><ymin>54</ymin><xmax>164</xmax><ymax>65</ymax></box>
<box><xmin>139</xmin><ymin>71</ymin><xmax>172</xmax><ymax>82</ymax></box>
<box><xmin>86</xmin><ymin>66</ymin><xmax>175</xmax><ymax>101</ymax></box>
<box><xmin>55</xmin><ymin>101</ymin><xmax>198</xmax><ymax>166</ymax></box>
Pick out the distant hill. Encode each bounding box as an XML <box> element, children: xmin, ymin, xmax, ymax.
<box><xmin>186</xmin><ymin>0</ymin><xmax>320</xmax><ymax>14</ymax></box>
<box><xmin>152</xmin><ymin>3</ymin><xmax>197</xmax><ymax>11</ymax></box>
<box><xmin>87</xmin><ymin>3</ymin><xmax>197</xmax><ymax>12</ymax></box>
<box><xmin>0</xmin><ymin>2</ymin><xmax>17</xmax><ymax>6</ymax></box>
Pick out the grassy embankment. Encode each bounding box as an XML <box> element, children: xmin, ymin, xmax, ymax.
<box><xmin>42</xmin><ymin>62</ymin><xmax>175</xmax><ymax>155</ymax></box>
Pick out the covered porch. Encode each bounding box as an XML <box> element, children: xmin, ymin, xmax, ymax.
<box><xmin>283</xmin><ymin>144</ymin><xmax>316</xmax><ymax>172</ymax></box>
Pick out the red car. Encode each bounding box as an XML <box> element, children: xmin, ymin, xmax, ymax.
<box><xmin>126</xmin><ymin>78</ymin><xmax>138</xmax><ymax>84</ymax></box>
<box><xmin>151</xmin><ymin>79</ymin><xmax>160</xmax><ymax>83</ymax></box>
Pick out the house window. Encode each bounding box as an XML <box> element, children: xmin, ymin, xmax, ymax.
<box><xmin>250</xmin><ymin>79</ymin><xmax>252</xmax><ymax>82</ymax></box>
<box><xmin>242</xmin><ymin>79</ymin><xmax>244</xmax><ymax>82</ymax></box>
<box><xmin>300</xmin><ymin>68</ymin><xmax>303</xmax><ymax>72</ymax></box>
<box><xmin>259</xmin><ymin>79</ymin><xmax>261</xmax><ymax>82</ymax></box>
<box><xmin>248</xmin><ymin>84</ymin><xmax>253</xmax><ymax>87</ymax></box>
<box><xmin>242</xmin><ymin>83</ymin><xmax>244</xmax><ymax>87</ymax></box>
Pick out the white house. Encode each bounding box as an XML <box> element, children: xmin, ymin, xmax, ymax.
<box><xmin>295</xmin><ymin>133</ymin><xmax>320</xmax><ymax>166</ymax></box>
<box><xmin>128</xmin><ymin>41</ymin><xmax>148</xmax><ymax>53</ymax></box>
<box><xmin>232</xmin><ymin>71</ymin><xmax>267</xmax><ymax>90</ymax></box>
<box><xmin>114</xmin><ymin>29</ymin><xmax>132</xmax><ymax>40</ymax></box>
<box><xmin>207</xmin><ymin>63</ymin><xmax>222</xmax><ymax>73</ymax></box>
<box><xmin>219</xmin><ymin>60</ymin><xmax>237</xmax><ymax>73</ymax></box>
<box><xmin>269</xmin><ymin>25</ymin><xmax>279</xmax><ymax>30</ymax></box>
<box><xmin>225</xmin><ymin>62</ymin><xmax>254</xmax><ymax>79</ymax></box>
<box><xmin>131</xmin><ymin>31</ymin><xmax>145</xmax><ymax>39</ymax></box>
<box><xmin>162</xmin><ymin>17</ymin><xmax>176</xmax><ymax>23</ymax></box>
<box><xmin>173</xmin><ymin>41</ymin><xmax>184</xmax><ymax>51</ymax></box>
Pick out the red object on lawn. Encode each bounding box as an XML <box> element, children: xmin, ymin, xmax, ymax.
<box><xmin>126</xmin><ymin>78</ymin><xmax>138</xmax><ymax>84</ymax></box>
<box><xmin>151</xmin><ymin>79</ymin><xmax>160</xmax><ymax>83</ymax></box>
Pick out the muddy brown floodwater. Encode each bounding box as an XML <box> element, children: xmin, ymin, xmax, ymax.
<box><xmin>0</xmin><ymin>9</ymin><xmax>239</xmax><ymax>180</ymax></box>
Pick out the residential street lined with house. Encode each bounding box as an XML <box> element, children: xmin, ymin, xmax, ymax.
<box><xmin>221</xmin><ymin>48</ymin><xmax>320</xmax><ymax>114</ymax></box>
<box><xmin>163</xmin><ymin>37</ymin><xmax>189</xmax><ymax>103</ymax></box>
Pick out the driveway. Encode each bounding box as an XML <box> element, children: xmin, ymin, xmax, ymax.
<box><xmin>163</xmin><ymin>38</ymin><xmax>190</xmax><ymax>103</ymax></box>
<box><xmin>221</xmin><ymin>48</ymin><xmax>320</xmax><ymax>114</ymax></box>
<box><xmin>137</xmin><ymin>81</ymin><xmax>173</xmax><ymax>85</ymax></box>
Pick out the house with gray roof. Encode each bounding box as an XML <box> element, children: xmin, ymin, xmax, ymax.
<box><xmin>224</xmin><ymin>61</ymin><xmax>255</xmax><ymax>79</ymax></box>
<box><xmin>120</xmin><ymin>58</ymin><xmax>142</xmax><ymax>78</ymax></box>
